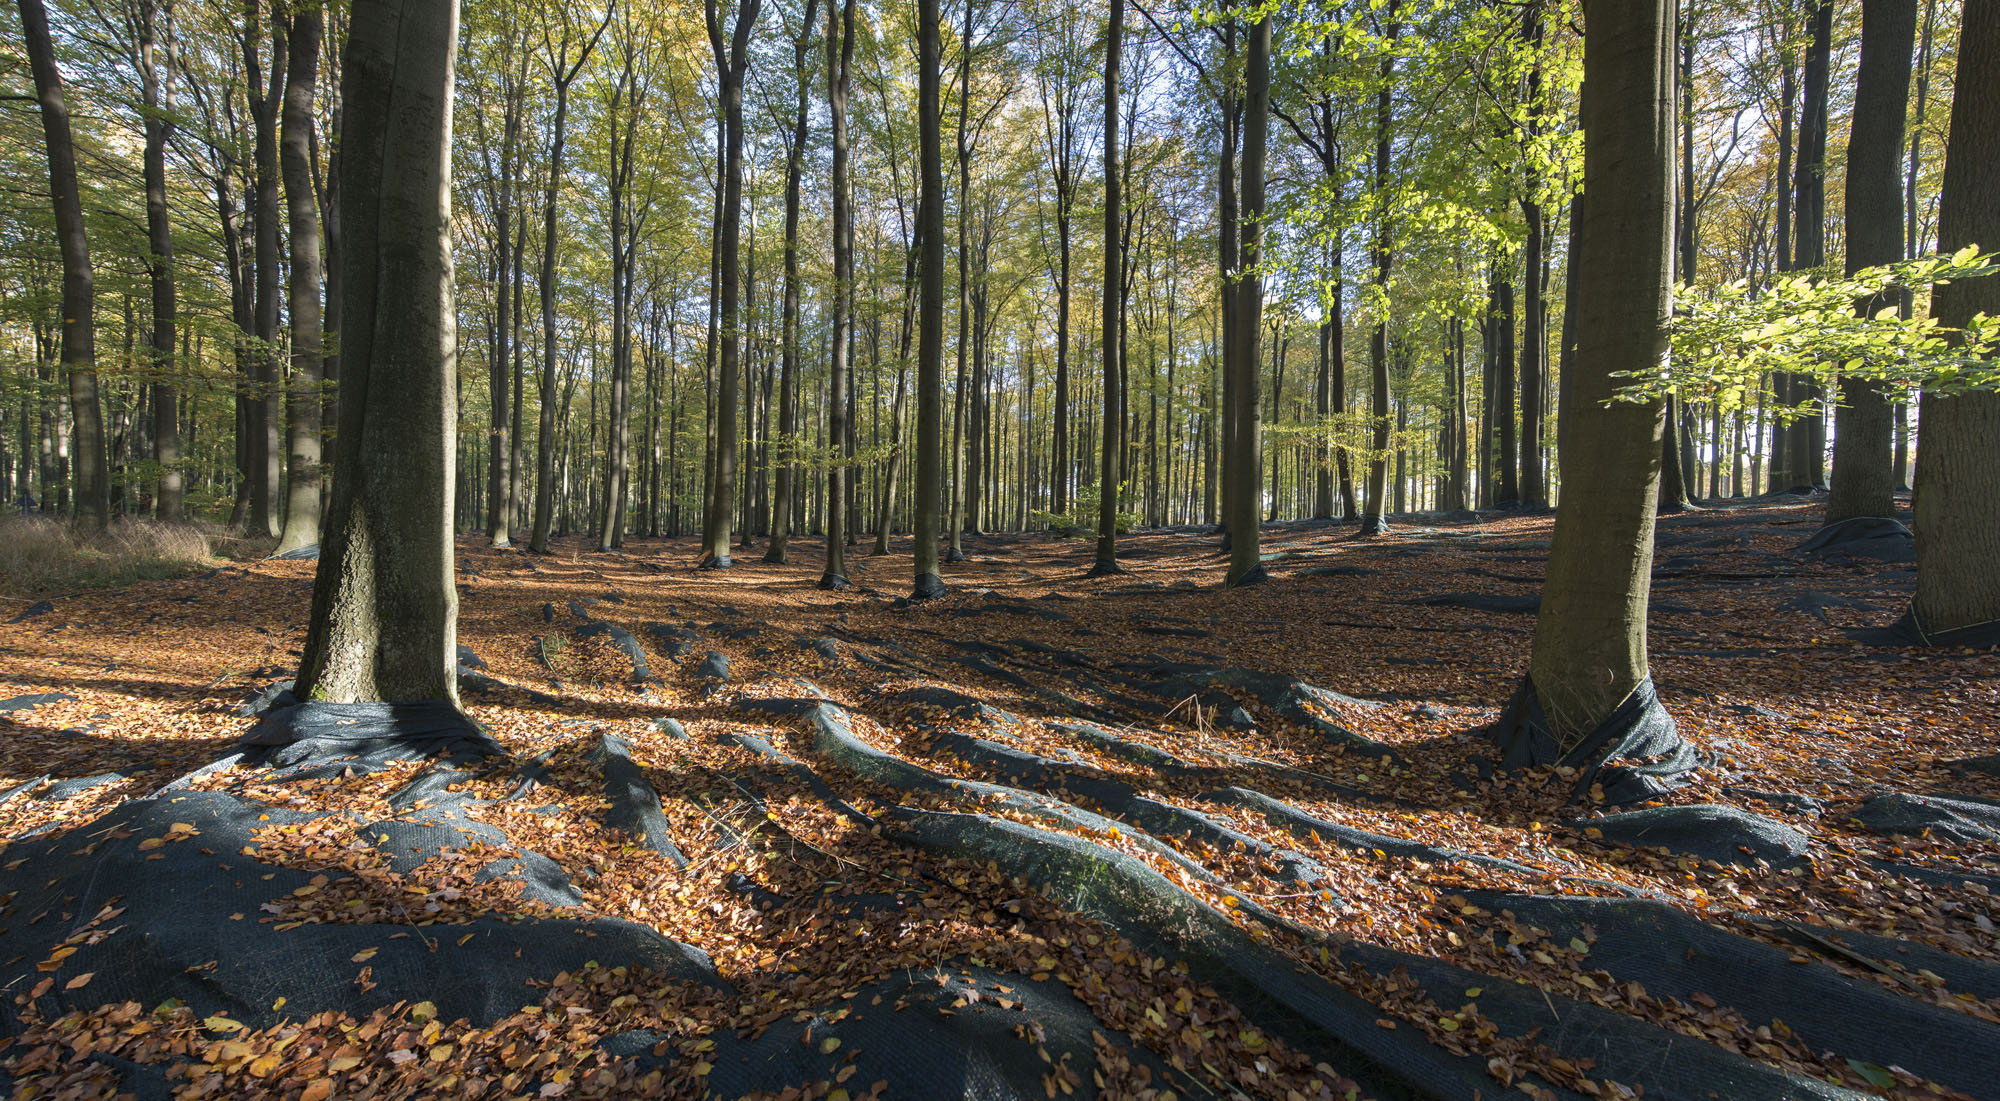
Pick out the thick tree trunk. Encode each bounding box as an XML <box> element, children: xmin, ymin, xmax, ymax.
<box><xmin>1828</xmin><ymin>0</ymin><xmax>1917</xmax><ymax>524</ymax></box>
<box><xmin>275</xmin><ymin>9</ymin><xmax>325</xmax><ymax>556</ymax></box>
<box><xmin>1912</xmin><ymin>0</ymin><xmax>2000</xmax><ymax>638</ymax></box>
<box><xmin>1518</xmin><ymin>1</ymin><xmax>1547</xmax><ymax>507</ymax></box>
<box><xmin>1527</xmin><ymin>0</ymin><xmax>1674</xmax><ymax>740</ymax></box>
<box><xmin>19</xmin><ymin>0</ymin><xmax>106</xmax><ymax>530</ymax></box>
<box><xmin>297</xmin><ymin>0</ymin><xmax>462</xmax><ymax>704</ymax></box>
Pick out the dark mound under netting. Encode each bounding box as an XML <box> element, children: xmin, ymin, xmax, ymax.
<box><xmin>1491</xmin><ymin>676</ymin><xmax>1703</xmax><ymax>804</ymax></box>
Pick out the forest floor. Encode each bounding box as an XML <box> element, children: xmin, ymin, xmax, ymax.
<box><xmin>0</xmin><ymin>497</ymin><xmax>1996</xmax><ymax>1100</ymax></box>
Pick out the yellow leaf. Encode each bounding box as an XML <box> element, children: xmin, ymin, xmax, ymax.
<box><xmin>411</xmin><ymin>1000</ymin><xmax>437</xmax><ymax>1021</ymax></box>
<box><xmin>430</xmin><ymin>1044</ymin><xmax>455</xmax><ymax>1062</ymax></box>
<box><xmin>204</xmin><ymin>1016</ymin><xmax>245</xmax><ymax>1034</ymax></box>
<box><xmin>691</xmin><ymin>1060</ymin><xmax>714</xmax><ymax>1076</ymax></box>
<box><xmin>328</xmin><ymin>1056</ymin><xmax>362</xmax><ymax>1072</ymax></box>
<box><xmin>820</xmin><ymin>1036</ymin><xmax>842</xmax><ymax>1054</ymax></box>
<box><xmin>352</xmin><ymin>948</ymin><xmax>378</xmax><ymax>963</ymax></box>
<box><xmin>137</xmin><ymin>838</ymin><xmax>164</xmax><ymax>851</ymax></box>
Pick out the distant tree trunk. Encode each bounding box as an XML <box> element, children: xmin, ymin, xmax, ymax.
<box><xmin>1225</xmin><ymin>11</ymin><xmax>1269</xmax><ymax>584</ymax></box>
<box><xmin>820</xmin><ymin>0</ymin><xmax>855</xmax><ymax>588</ymax></box>
<box><xmin>138</xmin><ymin>0</ymin><xmax>182</xmax><ymax>520</ymax></box>
<box><xmin>912</xmin><ymin>0</ymin><xmax>946</xmax><ymax>598</ymax></box>
<box><xmin>1092</xmin><ymin>0</ymin><xmax>1125</xmax><ymax>575</ymax></box>
<box><xmin>1528</xmin><ymin>0</ymin><xmax>1674</xmax><ymax>739</ymax></box>
<box><xmin>1768</xmin><ymin>26</ymin><xmax>1798</xmax><ymax>490</ymax></box>
<box><xmin>947</xmin><ymin>0</ymin><xmax>975</xmax><ymax>565</ymax></box>
<box><xmin>702</xmin><ymin>0</ymin><xmax>761</xmax><ymax>567</ymax></box>
<box><xmin>297</xmin><ymin>0</ymin><xmax>462</xmax><ymax>703</ymax></box>
<box><xmin>19</xmin><ymin>0</ymin><xmax>106</xmax><ymax>530</ymax></box>
<box><xmin>275</xmin><ymin>7</ymin><xmax>324</xmax><ymax>555</ymax></box>
<box><xmin>1828</xmin><ymin>0</ymin><xmax>1917</xmax><ymax>524</ymax></box>
<box><xmin>1911</xmin><ymin>0</ymin><xmax>2000</xmax><ymax>639</ymax></box>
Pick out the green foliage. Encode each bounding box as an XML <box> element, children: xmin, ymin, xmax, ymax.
<box><xmin>1615</xmin><ymin>249</ymin><xmax>2000</xmax><ymax>413</ymax></box>
<box><xmin>1031</xmin><ymin>481</ymin><xmax>1139</xmax><ymax>537</ymax></box>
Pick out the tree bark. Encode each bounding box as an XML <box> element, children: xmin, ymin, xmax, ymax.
<box><xmin>1527</xmin><ymin>0</ymin><xmax>1674</xmax><ymax>740</ymax></box>
<box><xmin>1828</xmin><ymin>0</ymin><xmax>1917</xmax><ymax>524</ymax></box>
<box><xmin>1093</xmin><ymin>0</ymin><xmax>1125</xmax><ymax>575</ymax></box>
<box><xmin>1912</xmin><ymin>0</ymin><xmax>2000</xmax><ymax>638</ymax></box>
<box><xmin>247</xmin><ymin>4</ymin><xmax>287</xmax><ymax>537</ymax></box>
<box><xmin>19</xmin><ymin>0</ymin><xmax>106</xmax><ymax>530</ymax></box>
<box><xmin>275</xmin><ymin>7</ymin><xmax>324</xmax><ymax>555</ymax></box>
<box><xmin>912</xmin><ymin>0</ymin><xmax>946</xmax><ymax>598</ymax></box>
<box><xmin>1225</xmin><ymin>11</ymin><xmax>1269</xmax><ymax>583</ymax></box>
<box><xmin>1359</xmin><ymin>5</ymin><xmax>1397</xmax><ymax>535</ymax></box>
<box><xmin>297</xmin><ymin>0</ymin><xmax>462</xmax><ymax>703</ymax></box>
<box><xmin>821</xmin><ymin>0</ymin><xmax>855</xmax><ymax>588</ymax></box>
<box><xmin>138</xmin><ymin>0</ymin><xmax>182</xmax><ymax>520</ymax></box>
<box><xmin>702</xmin><ymin>0</ymin><xmax>761</xmax><ymax>567</ymax></box>
<box><xmin>1789</xmin><ymin>0</ymin><xmax>1834</xmax><ymax>487</ymax></box>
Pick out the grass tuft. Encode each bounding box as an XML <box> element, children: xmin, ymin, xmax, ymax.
<box><xmin>0</xmin><ymin>515</ymin><xmax>224</xmax><ymax>599</ymax></box>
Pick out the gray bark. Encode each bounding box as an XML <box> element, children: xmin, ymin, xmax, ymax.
<box><xmin>297</xmin><ymin>0</ymin><xmax>463</xmax><ymax>703</ymax></box>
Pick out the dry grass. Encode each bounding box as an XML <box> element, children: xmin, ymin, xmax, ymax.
<box><xmin>0</xmin><ymin>515</ymin><xmax>224</xmax><ymax>599</ymax></box>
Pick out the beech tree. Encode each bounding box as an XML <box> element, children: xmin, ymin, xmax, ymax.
<box><xmin>1522</xmin><ymin>0</ymin><xmax>1674</xmax><ymax>739</ymax></box>
<box><xmin>296</xmin><ymin>0</ymin><xmax>463</xmax><ymax>702</ymax></box>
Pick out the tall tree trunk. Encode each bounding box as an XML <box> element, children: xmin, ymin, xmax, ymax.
<box><xmin>947</xmin><ymin>0</ymin><xmax>975</xmax><ymax>565</ymax></box>
<box><xmin>1225</xmin><ymin>11</ymin><xmax>1269</xmax><ymax>583</ymax></box>
<box><xmin>138</xmin><ymin>0</ymin><xmax>181</xmax><ymax>520</ymax></box>
<box><xmin>912</xmin><ymin>0</ymin><xmax>946</xmax><ymax>598</ymax></box>
<box><xmin>767</xmin><ymin>0</ymin><xmax>819</xmax><ymax>564</ymax></box>
<box><xmin>275</xmin><ymin>8</ymin><xmax>325</xmax><ymax>555</ymax></box>
<box><xmin>1093</xmin><ymin>0</ymin><xmax>1125</xmax><ymax>575</ymax></box>
<box><xmin>1526</xmin><ymin>0</ymin><xmax>1674</xmax><ymax>740</ymax></box>
<box><xmin>247</xmin><ymin>5</ymin><xmax>287</xmax><ymax>537</ymax></box>
<box><xmin>19</xmin><ymin>0</ymin><xmax>106</xmax><ymax>530</ymax></box>
<box><xmin>1911</xmin><ymin>0</ymin><xmax>2000</xmax><ymax>640</ymax></box>
<box><xmin>1790</xmin><ymin>0</ymin><xmax>1834</xmax><ymax>487</ymax></box>
<box><xmin>1359</xmin><ymin>5</ymin><xmax>1397</xmax><ymax>535</ymax></box>
<box><xmin>529</xmin><ymin>13</ymin><xmax>608</xmax><ymax>552</ymax></box>
<box><xmin>297</xmin><ymin>0</ymin><xmax>463</xmax><ymax>703</ymax></box>
<box><xmin>1493</xmin><ymin>272</ymin><xmax>1517</xmax><ymax>503</ymax></box>
<box><xmin>1518</xmin><ymin>0</ymin><xmax>1547</xmax><ymax>507</ymax></box>
<box><xmin>702</xmin><ymin>0</ymin><xmax>761</xmax><ymax>567</ymax></box>
<box><xmin>1828</xmin><ymin>0</ymin><xmax>1917</xmax><ymax>524</ymax></box>
<box><xmin>821</xmin><ymin>0</ymin><xmax>855</xmax><ymax>588</ymax></box>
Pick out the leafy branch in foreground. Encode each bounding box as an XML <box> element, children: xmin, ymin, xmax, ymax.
<box><xmin>1611</xmin><ymin>248</ymin><xmax>2000</xmax><ymax>413</ymax></box>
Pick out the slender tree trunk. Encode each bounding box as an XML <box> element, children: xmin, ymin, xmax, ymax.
<box><xmin>702</xmin><ymin>0</ymin><xmax>761</xmax><ymax>566</ymax></box>
<box><xmin>1790</xmin><ymin>0</ymin><xmax>1834</xmax><ymax>487</ymax></box>
<box><xmin>19</xmin><ymin>0</ymin><xmax>106</xmax><ymax>530</ymax></box>
<box><xmin>275</xmin><ymin>8</ymin><xmax>324</xmax><ymax>555</ymax></box>
<box><xmin>821</xmin><ymin>0</ymin><xmax>855</xmax><ymax>588</ymax></box>
<box><xmin>138</xmin><ymin>0</ymin><xmax>182</xmax><ymax>520</ymax></box>
<box><xmin>1093</xmin><ymin>0</ymin><xmax>1125</xmax><ymax>574</ymax></box>
<box><xmin>1527</xmin><ymin>0</ymin><xmax>1674</xmax><ymax>740</ymax></box>
<box><xmin>1828</xmin><ymin>0</ymin><xmax>1917</xmax><ymax>524</ymax></box>
<box><xmin>1519</xmin><ymin>1</ymin><xmax>1547</xmax><ymax>507</ymax></box>
<box><xmin>766</xmin><ymin>0</ymin><xmax>819</xmax><ymax>565</ymax></box>
<box><xmin>297</xmin><ymin>0</ymin><xmax>463</xmax><ymax>704</ymax></box>
<box><xmin>912</xmin><ymin>0</ymin><xmax>946</xmax><ymax>598</ymax></box>
<box><xmin>248</xmin><ymin>6</ymin><xmax>286</xmax><ymax>537</ymax></box>
<box><xmin>1912</xmin><ymin>0</ymin><xmax>2000</xmax><ymax>639</ymax></box>
<box><xmin>1225</xmin><ymin>12</ymin><xmax>1270</xmax><ymax>583</ymax></box>
<box><xmin>1360</xmin><ymin>6</ymin><xmax>1398</xmax><ymax>534</ymax></box>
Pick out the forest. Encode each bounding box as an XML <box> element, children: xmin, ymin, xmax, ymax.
<box><xmin>1</xmin><ymin>0</ymin><xmax>1999</xmax><ymax>1097</ymax></box>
